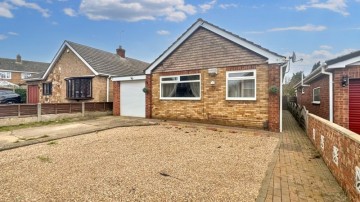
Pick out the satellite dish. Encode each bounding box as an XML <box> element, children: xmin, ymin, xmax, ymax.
<box><xmin>291</xmin><ymin>52</ymin><xmax>296</xmax><ymax>63</ymax></box>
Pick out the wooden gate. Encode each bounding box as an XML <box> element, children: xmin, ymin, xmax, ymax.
<box><xmin>27</xmin><ymin>85</ymin><xmax>39</xmax><ymax>103</ymax></box>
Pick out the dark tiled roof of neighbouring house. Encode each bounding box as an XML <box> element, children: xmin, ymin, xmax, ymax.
<box><xmin>0</xmin><ymin>57</ymin><xmax>49</xmax><ymax>73</ymax></box>
<box><xmin>326</xmin><ymin>50</ymin><xmax>360</xmax><ymax>65</ymax></box>
<box><xmin>66</xmin><ymin>41</ymin><xmax>149</xmax><ymax>77</ymax></box>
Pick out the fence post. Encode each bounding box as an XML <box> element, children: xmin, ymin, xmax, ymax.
<box><xmin>18</xmin><ymin>104</ymin><xmax>21</xmax><ymax>117</ymax></box>
<box><xmin>37</xmin><ymin>103</ymin><xmax>41</xmax><ymax>121</ymax></box>
<box><xmin>82</xmin><ymin>102</ymin><xmax>85</xmax><ymax>117</ymax></box>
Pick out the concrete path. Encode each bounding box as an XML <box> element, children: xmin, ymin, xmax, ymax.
<box><xmin>0</xmin><ymin>116</ymin><xmax>158</xmax><ymax>151</ymax></box>
<box><xmin>257</xmin><ymin>111</ymin><xmax>348</xmax><ymax>201</ymax></box>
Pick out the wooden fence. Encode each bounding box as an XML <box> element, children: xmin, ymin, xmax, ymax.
<box><xmin>288</xmin><ymin>102</ymin><xmax>308</xmax><ymax>130</ymax></box>
<box><xmin>0</xmin><ymin>102</ymin><xmax>112</xmax><ymax>118</ymax></box>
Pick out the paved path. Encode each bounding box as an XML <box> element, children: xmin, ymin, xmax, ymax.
<box><xmin>257</xmin><ymin>111</ymin><xmax>348</xmax><ymax>202</ymax></box>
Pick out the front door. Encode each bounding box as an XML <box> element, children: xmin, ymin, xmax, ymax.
<box><xmin>27</xmin><ymin>85</ymin><xmax>39</xmax><ymax>103</ymax></box>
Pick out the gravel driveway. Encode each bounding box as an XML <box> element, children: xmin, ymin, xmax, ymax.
<box><xmin>0</xmin><ymin>124</ymin><xmax>279</xmax><ymax>201</ymax></box>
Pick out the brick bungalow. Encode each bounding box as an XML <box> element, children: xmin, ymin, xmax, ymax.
<box><xmin>294</xmin><ymin>50</ymin><xmax>360</xmax><ymax>134</ymax></box>
<box><xmin>140</xmin><ymin>19</ymin><xmax>286</xmax><ymax>132</ymax></box>
<box><xmin>26</xmin><ymin>40</ymin><xmax>148</xmax><ymax>104</ymax></box>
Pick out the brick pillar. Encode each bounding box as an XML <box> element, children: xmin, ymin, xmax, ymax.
<box><xmin>145</xmin><ymin>74</ymin><xmax>152</xmax><ymax>118</ymax></box>
<box><xmin>268</xmin><ymin>64</ymin><xmax>280</xmax><ymax>132</ymax></box>
<box><xmin>113</xmin><ymin>81</ymin><xmax>120</xmax><ymax>116</ymax></box>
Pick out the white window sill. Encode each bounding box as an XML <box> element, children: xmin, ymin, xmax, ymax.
<box><xmin>312</xmin><ymin>101</ymin><xmax>320</xmax><ymax>104</ymax></box>
<box><xmin>226</xmin><ymin>97</ymin><xmax>256</xmax><ymax>101</ymax></box>
<box><xmin>160</xmin><ymin>97</ymin><xmax>201</xmax><ymax>101</ymax></box>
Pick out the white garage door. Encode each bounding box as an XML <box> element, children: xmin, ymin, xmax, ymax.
<box><xmin>120</xmin><ymin>80</ymin><xmax>146</xmax><ymax>117</ymax></box>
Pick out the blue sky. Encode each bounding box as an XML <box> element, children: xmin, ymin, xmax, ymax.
<box><xmin>0</xmin><ymin>0</ymin><xmax>360</xmax><ymax>77</ymax></box>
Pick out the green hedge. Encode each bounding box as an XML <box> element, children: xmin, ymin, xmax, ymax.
<box><xmin>15</xmin><ymin>88</ymin><xmax>26</xmax><ymax>103</ymax></box>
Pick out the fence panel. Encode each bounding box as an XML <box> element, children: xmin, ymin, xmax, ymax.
<box><xmin>0</xmin><ymin>105</ymin><xmax>18</xmax><ymax>117</ymax></box>
<box><xmin>19</xmin><ymin>104</ymin><xmax>37</xmax><ymax>116</ymax></box>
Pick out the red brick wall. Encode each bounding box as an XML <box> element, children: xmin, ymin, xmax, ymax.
<box><xmin>297</xmin><ymin>75</ymin><xmax>329</xmax><ymax>120</ymax></box>
<box><xmin>145</xmin><ymin>75</ymin><xmax>152</xmax><ymax>118</ymax></box>
<box><xmin>307</xmin><ymin>114</ymin><xmax>360</xmax><ymax>202</ymax></box>
<box><xmin>113</xmin><ymin>81</ymin><xmax>120</xmax><ymax>116</ymax></box>
<box><xmin>268</xmin><ymin>65</ymin><xmax>280</xmax><ymax>132</ymax></box>
<box><xmin>333</xmin><ymin>65</ymin><xmax>360</xmax><ymax>128</ymax></box>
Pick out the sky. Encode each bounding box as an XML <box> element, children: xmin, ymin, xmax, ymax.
<box><xmin>0</xmin><ymin>0</ymin><xmax>360</xmax><ymax>78</ymax></box>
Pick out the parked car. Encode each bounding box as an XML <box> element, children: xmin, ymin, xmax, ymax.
<box><xmin>0</xmin><ymin>90</ymin><xmax>21</xmax><ymax>104</ymax></box>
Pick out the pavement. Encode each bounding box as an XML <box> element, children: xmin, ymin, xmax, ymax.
<box><xmin>257</xmin><ymin>111</ymin><xmax>349</xmax><ymax>202</ymax></box>
<box><xmin>0</xmin><ymin>116</ymin><xmax>159</xmax><ymax>151</ymax></box>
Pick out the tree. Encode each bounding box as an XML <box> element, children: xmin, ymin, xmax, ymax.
<box><xmin>311</xmin><ymin>61</ymin><xmax>321</xmax><ymax>72</ymax></box>
<box><xmin>283</xmin><ymin>71</ymin><xmax>303</xmax><ymax>96</ymax></box>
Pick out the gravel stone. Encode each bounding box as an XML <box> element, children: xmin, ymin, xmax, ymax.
<box><xmin>0</xmin><ymin>124</ymin><xmax>278</xmax><ymax>201</ymax></box>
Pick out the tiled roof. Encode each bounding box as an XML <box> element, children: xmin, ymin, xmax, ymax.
<box><xmin>66</xmin><ymin>41</ymin><xmax>149</xmax><ymax>76</ymax></box>
<box><xmin>326</xmin><ymin>50</ymin><xmax>360</xmax><ymax>65</ymax></box>
<box><xmin>0</xmin><ymin>57</ymin><xmax>49</xmax><ymax>73</ymax></box>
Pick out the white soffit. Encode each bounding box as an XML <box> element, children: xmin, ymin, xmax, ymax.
<box><xmin>328</xmin><ymin>55</ymin><xmax>360</xmax><ymax>69</ymax></box>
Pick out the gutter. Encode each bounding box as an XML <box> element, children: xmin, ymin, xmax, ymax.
<box><xmin>279</xmin><ymin>63</ymin><xmax>287</xmax><ymax>133</ymax></box>
<box><xmin>321</xmin><ymin>64</ymin><xmax>333</xmax><ymax>122</ymax></box>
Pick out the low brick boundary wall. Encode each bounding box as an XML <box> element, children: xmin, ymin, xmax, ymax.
<box><xmin>307</xmin><ymin>113</ymin><xmax>360</xmax><ymax>201</ymax></box>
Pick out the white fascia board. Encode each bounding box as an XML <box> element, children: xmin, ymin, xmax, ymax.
<box><xmin>350</xmin><ymin>61</ymin><xmax>360</xmax><ymax>66</ymax></box>
<box><xmin>201</xmin><ymin>23</ymin><xmax>285</xmax><ymax>64</ymax></box>
<box><xmin>41</xmin><ymin>41</ymin><xmax>98</xmax><ymax>80</ymax></box>
<box><xmin>145</xmin><ymin>20</ymin><xmax>284</xmax><ymax>74</ymax></box>
<box><xmin>327</xmin><ymin>55</ymin><xmax>360</xmax><ymax>69</ymax></box>
<box><xmin>111</xmin><ymin>75</ymin><xmax>146</xmax><ymax>81</ymax></box>
<box><xmin>145</xmin><ymin>20</ymin><xmax>204</xmax><ymax>74</ymax></box>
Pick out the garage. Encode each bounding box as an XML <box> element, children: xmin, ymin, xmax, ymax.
<box><xmin>120</xmin><ymin>80</ymin><xmax>146</xmax><ymax>117</ymax></box>
<box><xmin>349</xmin><ymin>79</ymin><xmax>360</xmax><ymax>134</ymax></box>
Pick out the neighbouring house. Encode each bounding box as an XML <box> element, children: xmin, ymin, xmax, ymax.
<box><xmin>26</xmin><ymin>40</ymin><xmax>149</xmax><ymax>104</ymax></box>
<box><xmin>0</xmin><ymin>55</ymin><xmax>49</xmax><ymax>90</ymax></box>
<box><xmin>113</xmin><ymin>19</ymin><xmax>287</xmax><ymax>132</ymax></box>
<box><xmin>294</xmin><ymin>50</ymin><xmax>360</xmax><ymax>134</ymax></box>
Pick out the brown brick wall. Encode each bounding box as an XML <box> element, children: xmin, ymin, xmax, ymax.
<box><xmin>36</xmin><ymin>47</ymin><xmax>112</xmax><ymax>103</ymax></box>
<box><xmin>297</xmin><ymin>75</ymin><xmax>330</xmax><ymax>120</ymax></box>
<box><xmin>151</xmin><ymin>64</ymin><xmax>280</xmax><ymax>131</ymax></box>
<box><xmin>333</xmin><ymin>65</ymin><xmax>360</xmax><ymax>129</ymax></box>
<box><xmin>307</xmin><ymin>114</ymin><xmax>360</xmax><ymax>202</ymax></box>
<box><xmin>268</xmin><ymin>65</ymin><xmax>280</xmax><ymax>132</ymax></box>
<box><xmin>113</xmin><ymin>81</ymin><xmax>120</xmax><ymax>116</ymax></box>
<box><xmin>145</xmin><ymin>75</ymin><xmax>152</xmax><ymax>118</ymax></box>
<box><xmin>153</xmin><ymin>27</ymin><xmax>267</xmax><ymax>73</ymax></box>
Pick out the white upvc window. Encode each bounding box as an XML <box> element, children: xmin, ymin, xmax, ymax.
<box><xmin>313</xmin><ymin>87</ymin><xmax>320</xmax><ymax>104</ymax></box>
<box><xmin>21</xmin><ymin>72</ymin><xmax>32</xmax><ymax>79</ymax></box>
<box><xmin>0</xmin><ymin>71</ymin><xmax>11</xmax><ymax>79</ymax></box>
<box><xmin>226</xmin><ymin>70</ymin><xmax>256</xmax><ymax>100</ymax></box>
<box><xmin>160</xmin><ymin>74</ymin><xmax>201</xmax><ymax>100</ymax></box>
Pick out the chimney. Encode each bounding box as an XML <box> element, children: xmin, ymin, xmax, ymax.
<box><xmin>16</xmin><ymin>54</ymin><xmax>22</xmax><ymax>63</ymax></box>
<box><xmin>116</xmin><ymin>46</ymin><xmax>125</xmax><ymax>58</ymax></box>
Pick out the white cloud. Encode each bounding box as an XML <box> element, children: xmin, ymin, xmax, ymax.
<box><xmin>1</xmin><ymin>0</ymin><xmax>50</xmax><ymax>18</ymax></box>
<box><xmin>157</xmin><ymin>30</ymin><xmax>170</xmax><ymax>35</ymax></box>
<box><xmin>295</xmin><ymin>0</ymin><xmax>349</xmax><ymax>16</ymax></box>
<box><xmin>320</xmin><ymin>45</ymin><xmax>332</xmax><ymax>50</ymax></box>
<box><xmin>0</xmin><ymin>2</ymin><xmax>14</xmax><ymax>18</ymax></box>
<box><xmin>219</xmin><ymin>3</ymin><xmax>237</xmax><ymax>9</ymax></box>
<box><xmin>8</xmin><ymin>31</ymin><xmax>18</xmax><ymax>36</ymax></box>
<box><xmin>268</xmin><ymin>24</ymin><xmax>327</xmax><ymax>32</ymax></box>
<box><xmin>63</xmin><ymin>8</ymin><xmax>77</xmax><ymax>17</ymax></box>
<box><xmin>79</xmin><ymin>0</ymin><xmax>196</xmax><ymax>22</ymax></box>
<box><xmin>0</xmin><ymin>34</ymin><xmax>7</xmax><ymax>40</ymax></box>
<box><xmin>199</xmin><ymin>0</ymin><xmax>216</xmax><ymax>13</ymax></box>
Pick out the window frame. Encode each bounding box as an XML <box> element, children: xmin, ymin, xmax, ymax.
<box><xmin>42</xmin><ymin>82</ymin><xmax>52</xmax><ymax>96</ymax></box>
<box><xmin>226</xmin><ymin>70</ymin><xmax>257</xmax><ymax>101</ymax></box>
<box><xmin>0</xmin><ymin>71</ymin><xmax>11</xmax><ymax>79</ymax></box>
<box><xmin>21</xmin><ymin>72</ymin><xmax>32</xmax><ymax>79</ymax></box>
<box><xmin>159</xmin><ymin>73</ymin><xmax>201</xmax><ymax>100</ymax></box>
<box><xmin>312</xmin><ymin>87</ymin><xmax>320</xmax><ymax>104</ymax></box>
<box><xmin>65</xmin><ymin>77</ymin><xmax>93</xmax><ymax>100</ymax></box>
